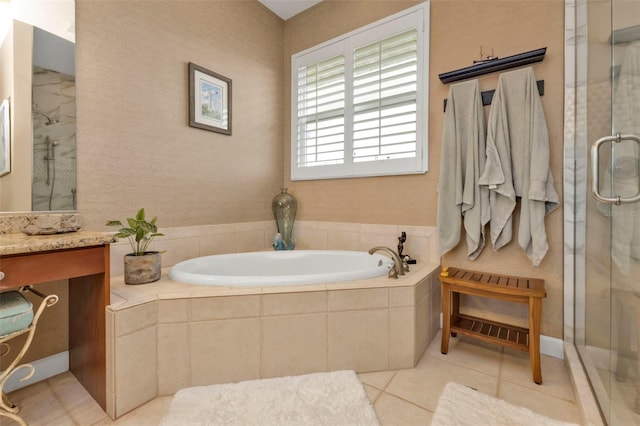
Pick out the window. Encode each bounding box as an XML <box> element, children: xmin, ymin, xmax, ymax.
<box><xmin>291</xmin><ymin>3</ymin><xmax>429</xmax><ymax>180</ymax></box>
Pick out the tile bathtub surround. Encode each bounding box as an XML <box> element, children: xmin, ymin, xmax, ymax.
<box><xmin>7</xmin><ymin>330</ymin><xmax>584</xmax><ymax>426</ymax></box>
<box><xmin>108</xmin><ymin>220</ymin><xmax>438</xmax><ymax>276</ymax></box>
<box><xmin>107</xmin><ymin>262</ymin><xmax>441</xmax><ymax>418</ymax></box>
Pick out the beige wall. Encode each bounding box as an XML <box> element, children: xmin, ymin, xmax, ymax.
<box><xmin>75</xmin><ymin>0</ymin><xmax>284</xmax><ymax>230</ymax></box>
<box><xmin>285</xmin><ymin>0</ymin><xmax>565</xmax><ymax>338</ymax></box>
<box><xmin>0</xmin><ymin>20</ymin><xmax>33</xmax><ymax>211</ymax></box>
<box><xmin>74</xmin><ymin>0</ymin><xmax>565</xmax><ymax>337</ymax></box>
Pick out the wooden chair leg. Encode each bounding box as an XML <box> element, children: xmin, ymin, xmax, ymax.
<box><xmin>529</xmin><ymin>297</ymin><xmax>543</xmax><ymax>385</ymax></box>
<box><xmin>441</xmin><ymin>283</ymin><xmax>452</xmax><ymax>354</ymax></box>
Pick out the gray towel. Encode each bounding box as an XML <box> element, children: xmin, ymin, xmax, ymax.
<box><xmin>478</xmin><ymin>67</ymin><xmax>559</xmax><ymax>266</ymax></box>
<box><xmin>437</xmin><ymin>79</ymin><xmax>489</xmax><ymax>260</ymax></box>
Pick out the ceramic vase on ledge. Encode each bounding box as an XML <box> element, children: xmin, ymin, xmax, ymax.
<box><xmin>124</xmin><ymin>252</ymin><xmax>161</xmax><ymax>284</ymax></box>
<box><xmin>272</xmin><ymin>188</ymin><xmax>297</xmax><ymax>250</ymax></box>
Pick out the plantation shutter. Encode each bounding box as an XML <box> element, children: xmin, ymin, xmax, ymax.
<box><xmin>296</xmin><ymin>55</ymin><xmax>346</xmax><ymax>168</ymax></box>
<box><xmin>291</xmin><ymin>3</ymin><xmax>428</xmax><ymax>180</ymax></box>
<box><xmin>352</xmin><ymin>30</ymin><xmax>418</xmax><ymax>163</ymax></box>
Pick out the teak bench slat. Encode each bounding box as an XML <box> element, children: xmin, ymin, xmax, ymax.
<box><xmin>438</xmin><ymin>267</ymin><xmax>546</xmax><ymax>384</ymax></box>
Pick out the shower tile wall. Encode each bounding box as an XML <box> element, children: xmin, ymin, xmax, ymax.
<box><xmin>32</xmin><ymin>66</ymin><xmax>76</xmax><ymax>211</ymax></box>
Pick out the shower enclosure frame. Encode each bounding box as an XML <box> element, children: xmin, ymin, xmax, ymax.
<box><xmin>564</xmin><ymin>0</ymin><xmax>640</xmax><ymax>424</ymax></box>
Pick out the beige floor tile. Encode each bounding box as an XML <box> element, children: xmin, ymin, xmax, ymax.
<box><xmin>10</xmin><ymin>388</ymin><xmax>68</xmax><ymax>426</ymax></box>
<box><xmin>374</xmin><ymin>392</ymin><xmax>433</xmax><ymax>426</ymax></box>
<box><xmin>358</xmin><ymin>370</ymin><xmax>396</xmax><ymax>390</ymax></box>
<box><xmin>364</xmin><ymin>384</ymin><xmax>382</xmax><ymax>404</ymax></box>
<box><xmin>424</xmin><ymin>331</ymin><xmax>503</xmax><ymax>376</ymax></box>
<box><xmin>501</xmin><ymin>348</ymin><xmax>576</xmax><ymax>401</ymax></box>
<box><xmin>498</xmin><ymin>381</ymin><xmax>582</xmax><ymax>424</ymax></box>
<box><xmin>386</xmin><ymin>356</ymin><xmax>497</xmax><ymax>411</ymax></box>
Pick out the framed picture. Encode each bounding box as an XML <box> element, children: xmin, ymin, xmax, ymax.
<box><xmin>189</xmin><ymin>62</ymin><xmax>232</xmax><ymax>135</ymax></box>
<box><xmin>0</xmin><ymin>97</ymin><xmax>9</xmax><ymax>177</ymax></box>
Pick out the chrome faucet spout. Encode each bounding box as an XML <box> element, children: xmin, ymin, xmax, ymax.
<box><xmin>368</xmin><ymin>246</ymin><xmax>405</xmax><ymax>277</ymax></box>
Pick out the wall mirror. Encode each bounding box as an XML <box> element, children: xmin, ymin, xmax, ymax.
<box><xmin>0</xmin><ymin>0</ymin><xmax>76</xmax><ymax>212</ymax></box>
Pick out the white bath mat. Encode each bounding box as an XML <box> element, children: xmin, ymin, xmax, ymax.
<box><xmin>432</xmin><ymin>382</ymin><xmax>580</xmax><ymax>426</ymax></box>
<box><xmin>160</xmin><ymin>370</ymin><xmax>379</xmax><ymax>426</ymax></box>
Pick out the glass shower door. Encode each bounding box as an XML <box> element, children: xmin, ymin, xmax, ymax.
<box><xmin>584</xmin><ymin>0</ymin><xmax>640</xmax><ymax>423</ymax></box>
<box><xmin>608</xmin><ymin>2</ymin><xmax>640</xmax><ymax>421</ymax></box>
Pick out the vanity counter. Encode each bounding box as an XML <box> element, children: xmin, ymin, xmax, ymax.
<box><xmin>0</xmin><ymin>231</ymin><xmax>113</xmax><ymax>412</ymax></box>
<box><xmin>0</xmin><ymin>231</ymin><xmax>115</xmax><ymax>256</ymax></box>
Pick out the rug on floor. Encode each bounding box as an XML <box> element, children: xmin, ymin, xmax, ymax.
<box><xmin>159</xmin><ymin>370</ymin><xmax>379</xmax><ymax>426</ymax></box>
<box><xmin>432</xmin><ymin>382</ymin><xmax>580</xmax><ymax>426</ymax></box>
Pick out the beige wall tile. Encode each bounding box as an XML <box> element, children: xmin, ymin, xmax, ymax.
<box><xmin>190</xmin><ymin>318</ymin><xmax>260</xmax><ymax>385</ymax></box>
<box><xmin>105</xmin><ymin>309</ymin><xmax>115</xmax><ymax>418</ymax></box>
<box><xmin>293</xmin><ymin>227</ymin><xmax>327</xmax><ymax>250</ymax></box>
<box><xmin>154</xmin><ymin>237</ymin><xmax>200</xmax><ymax>269</ymax></box>
<box><xmin>415</xmin><ymin>294</ymin><xmax>431</xmax><ymax>363</ymax></box>
<box><xmin>157</xmin><ymin>323</ymin><xmax>190</xmax><ymax>395</ymax></box>
<box><xmin>415</xmin><ymin>274</ymin><xmax>431</xmax><ymax>303</ymax></box>
<box><xmin>191</xmin><ymin>295</ymin><xmax>260</xmax><ymax>321</ymax></box>
<box><xmin>389</xmin><ymin>285</ymin><xmax>414</xmax><ymax>307</ymax></box>
<box><xmin>326</xmin><ymin>230</ymin><xmax>361</xmax><ymax>251</ymax></box>
<box><xmin>114</xmin><ymin>326</ymin><xmax>157</xmax><ymax>417</ymax></box>
<box><xmin>429</xmin><ymin>282</ymin><xmax>442</xmax><ymax>339</ymax></box>
<box><xmin>328</xmin><ymin>309</ymin><xmax>389</xmax><ymax>371</ymax></box>
<box><xmin>198</xmin><ymin>233</ymin><xmax>236</xmax><ymax>257</ymax></box>
<box><xmin>262</xmin><ymin>291</ymin><xmax>327</xmax><ymax>316</ymax></box>
<box><xmin>328</xmin><ymin>288</ymin><xmax>388</xmax><ymax>311</ymax></box>
<box><xmin>116</xmin><ymin>302</ymin><xmax>158</xmax><ymax>337</ymax></box>
<box><xmin>235</xmin><ymin>230</ymin><xmax>268</xmax><ymax>253</ymax></box>
<box><xmin>261</xmin><ymin>314</ymin><xmax>327</xmax><ymax>378</ymax></box>
<box><xmin>158</xmin><ymin>299</ymin><xmax>189</xmax><ymax>323</ymax></box>
<box><xmin>390</xmin><ymin>307</ymin><xmax>416</xmax><ymax>369</ymax></box>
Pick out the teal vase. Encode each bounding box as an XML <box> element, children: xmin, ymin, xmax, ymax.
<box><xmin>272</xmin><ymin>188</ymin><xmax>297</xmax><ymax>250</ymax></box>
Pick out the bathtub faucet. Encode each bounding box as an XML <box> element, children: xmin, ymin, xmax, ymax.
<box><xmin>368</xmin><ymin>246</ymin><xmax>407</xmax><ymax>279</ymax></box>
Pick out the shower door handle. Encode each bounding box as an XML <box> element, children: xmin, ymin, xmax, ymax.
<box><xmin>591</xmin><ymin>133</ymin><xmax>640</xmax><ymax>205</ymax></box>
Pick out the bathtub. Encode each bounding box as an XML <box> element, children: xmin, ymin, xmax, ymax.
<box><xmin>167</xmin><ymin>250</ymin><xmax>395</xmax><ymax>286</ymax></box>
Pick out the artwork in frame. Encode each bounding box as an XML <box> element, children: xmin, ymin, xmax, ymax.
<box><xmin>0</xmin><ymin>97</ymin><xmax>9</xmax><ymax>177</ymax></box>
<box><xmin>189</xmin><ymin>62</ymin><xmax>232</xmax><ymax>135</ymax></box>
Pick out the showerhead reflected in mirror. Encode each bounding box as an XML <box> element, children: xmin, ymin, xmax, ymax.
<box><xmin>0</xmin><ymin>1</ymin><xmax>75</xmax><ymax>212</ymax></box>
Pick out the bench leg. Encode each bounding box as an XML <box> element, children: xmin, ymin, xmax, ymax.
<box><xmin>441</xmin><ymin>284</ymin><xmax>451</xmax><ymax>354</ymax></box>
<box><xmin>529</xmin><ymin>297</ymin><xmax>543</xmax><ymax>384</ymax></box>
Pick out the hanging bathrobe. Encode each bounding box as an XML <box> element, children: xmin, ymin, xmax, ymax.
<box><xmin>437</xmin><ymin>79</ymin><xmax>490</xmax><ymax>260</ymax></box>
<box><xmin>478</xmin><ymin>67</ymin><xmax>559</xmax><ymax>266</ymax></box>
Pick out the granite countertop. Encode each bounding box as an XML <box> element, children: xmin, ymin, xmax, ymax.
<box><xmin>0</xmin><ymin>231</ymin><xmax>116</xmax><ymax>256</ymax></box>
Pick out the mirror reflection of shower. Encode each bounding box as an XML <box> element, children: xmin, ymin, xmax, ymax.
<box><xmin>43</xmin><ymin>136</ymin><xmax>59</xmax><ymax>210</ymax></box>
<box><xmin>31</xmin><ymin>25</ymin><xmax>76</xmax><ymax>211</ymax></box>
<box><xmin>31</xmin><ymin>65</ymin><xmax>76</xmax><ymax>211</ymax></box>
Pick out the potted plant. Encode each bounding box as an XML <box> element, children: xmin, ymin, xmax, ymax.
<box><xmin>106</xmin><ymin>208</ymin><xmax>164</xmax><ymax>285</ymax></box>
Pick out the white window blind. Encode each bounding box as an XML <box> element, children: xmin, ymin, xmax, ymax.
<box><xmin>296</xmin><ymin>55</ymin><xmax>346</xmax><ymax>167</ymax></box>
<box><xmin>291</xmin><ymin>3</ymin><xmax>429</xmax><ymax>181</ymax></box>
<box><xmin>352</xmin><ymin>30</ymin><xmax>418</xmax><ymax>163</ymax></box>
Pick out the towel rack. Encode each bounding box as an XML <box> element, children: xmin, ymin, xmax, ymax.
<box><xmin>443</xmin><ymin>80</ymin><xmax>544</xmax><ymax>112</ymax></box>
<box><xmin>438</xmin><ymin>47</ymin><xmax>546</xmax><ymax>84</ymax></box>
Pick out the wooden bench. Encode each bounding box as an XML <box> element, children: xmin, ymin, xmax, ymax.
<box><xmin>438</xmin><ymin>267</ymin><xmax>546</xmax><ymax>384</ymax></box>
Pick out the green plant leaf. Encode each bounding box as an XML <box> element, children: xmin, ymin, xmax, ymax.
<box><xmin>135</xmin><ymin>227</ymin><xmax>145</xmax><ymax>242</ymax></box>
<box><xmin>136</xmin><ymin>208</ymin><xmax>145</xmax><ymax>221</ymax></box>
<box><xmin>105</xmin><ymin>220</ymin><xmax>123</xmax><ymax>227</ymax></box>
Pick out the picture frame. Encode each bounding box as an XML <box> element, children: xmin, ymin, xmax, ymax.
<box><xmin>0</xmin><ymin>97</ymin><xmax>10</xmax><ymax>177</ymax></box>
<box><xmin>189</xmin><ymin>62</ymin><xmax>232</xmax><ymax>135</ymax></box>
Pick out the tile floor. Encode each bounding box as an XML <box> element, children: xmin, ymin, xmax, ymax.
<box><xmin>6</xmin><ymin>331</ymin><xmax>584</xmax><ymax>425</ymax></box>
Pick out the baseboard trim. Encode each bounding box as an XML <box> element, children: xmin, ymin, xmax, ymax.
<box><xmin>2</xmin><ymin>351</ymin><xmax>69</xmax><ymax>392</ymax></box>
<box><xmin>541</xmin><ymin>335</ymin><xmax>564</xmax><ymax>359</ymax></box>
